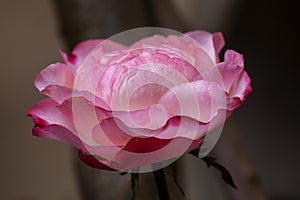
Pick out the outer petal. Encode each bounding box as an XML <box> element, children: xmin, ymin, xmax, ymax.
<box><xmin>164</xmin><ymin>35</ymin><xmax>215</xmax><ymax>70</ymax></box>
<box><xmin>78</xmin><ymin>149</ymin><xmax>117</xmax><ymax>171</ymax></box>
<box><xmin>185</xmin><ymin>31</ymin><xmax>225</xmax><ymax>63</ymax></box>
<box><xmin>61</xmin><ymin>39</ymin><xmax>126</xmax><ymax>69</ymax></box>
<box><xmin>61</xmin><ymin>40</ymin><xmax>103</xmax><ymax>67</ymax></box>
<box><xmin>193</xmin><ymin>50</ymin><xmax>245</xmax><ymax>93</ymax></box>
<box><xmin>59</xmin><ymin>97</ymin><xmax>111</xmax><ymax>146</ymax></box>
<box><xmin>114</xmin><ymin>137</ymin><xmax>204</xmax><ymax>170</ymax></box>
<box><xmin>132</xmin><ymin>34</ymin><xmax>215</xmax><ymax>71</ymax></box>
<box><xmin>34</xmin><ymin>63</ymin><xmax>74</xmax><ymax>103</ymax></box>
<box><xmin>191</xmin><ymin>49</ymin><xmax>251</xmax><ymax>110</ymax></box>
<box><xmin>78</xmin><ymin>40</ymin><xmax>126</xmax><ymax>70</ymax></box>
<box><xmin>27</xmin><ymin>98</ymin><xmax>82</xmax><ymax>148</ymax></box>
<box><xmin>219</xmin><ymin>50</ymin><xmax>245</xmax><ymax>92</ymax></box>
<box><xmin>35</xmin><ymin>63</ymin><xmax>74</xmax><ymax>92</ymax></box>
<box><xmin>224</xmin><ymin>49</ymin><xmax>244</xmax><ymax>67</ymax></box>
<box><xmin>54</xmin><ymin>97</ymin><xmax>125</xmax><ymax>162</ymax></box>
<box><xmin>32</xmin><ymin>125</ymin><xmax>83</xmax><ymax>149</ymax></box>
<box><xmin>223</xmin><ymin>50</ymin><xmax>252</xmax><ymax>110</ymax></box>
<box><xmin>78</xmin><ymin>116</ymin><xmax>207</xmax><ymax>170</ymax></box>
<box><xmin>130</xmin><ymin>34</ymin><xmax>166</xmax><ymax>48</ymax></box>
<box><xmin>227</xmin><ymin>71</ymin><xmax>252</xmax><ymax>110</ymax></box>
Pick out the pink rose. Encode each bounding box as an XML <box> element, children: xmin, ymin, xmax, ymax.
<box><xmin>28</xmin><ymin>30</ymin><xmax>251</xmax><ymax>171</ymax></box>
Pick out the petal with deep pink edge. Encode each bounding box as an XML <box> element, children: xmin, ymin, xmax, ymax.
<box><xmin>62</xmin><ymin>40</ymin><xmax>103</xmax><ymax>67</ymax></box>
<box><xmin>34</xmin><ymin>62</ymin><xmax>110</xmax><ymax>106</ymax></box>
<box><xmin>227</xmin><ymin>71</ymin><xmax>252</xmax><ymax>110</ymax></box>
<box><xmin>27</xmin><ymin>98</ymin><xmax>83</xmax><ymax>148</ymax></box>
<box><xmin>78</xmin><ymin>149</ymin><xmax>117</xmax><ymax>171</ymax></box>
<box><xmin>32</xmin><ymin>125</ymin><xmax>83</xmax><ymax>149</ymax></box>
<box><xmin>114</xmin><ymin>137</ymin><xmax>204</xmax><ymax>170</ymax></box>
<box><xmin>192</xmin><ymin>50</ymin><xmax>245</xmax><ymax>93</ymax></box>
<box><xmin>216</xmin><ymin>62</ymin><xmax>244</xmax><ymax>93</ymax></box>
<box><xmin>27</xmin><ymin>98</ymin><xmax>75</xmax><ymax>131</ymax></box>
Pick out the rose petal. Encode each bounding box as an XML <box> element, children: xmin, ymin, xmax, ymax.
<box><xmin>27</xmin><ymin>98</ymin><xmax>83</xmax><ymax>148</ymax></box>
<box><xmin>61</xmin><ymin>39</ymin><xmax>126</xmax><ymax>69</ymax></box>
<box><xmin>164</xmin><ymin>35</ymin><xmax>215</xmax><ymax>70</ymax></box>
<box><xmin>32</xmin><ymin>125</ymin><xmax>83</xmax><ymax>149</ymax></box>
<box><xmin>78</xmin><ymin>40</ymin><xmax>126</xmax><ymax>70</ymax></box>
<box><xmin>132</xmin><ymin>34</ymin><xmax>215</xmax><ymax>71</ymax></box>
<box><xmin>185</xmin><ymin>31</ymin><xmax>225</xmax><ymax>63</ymax></box>
<box><xmin>159</xmin><ymin>80</ymin><xmax>227</xmax><ymax>123</ymax></box>
<box><xmin>28</xmin><ymin>98</ymin><xmax>73</xmax><ymax>130</ymax></box>
<box><xmin>224</xmin><ymin>49</ymin><xmax>244</xmax><ymax>67</ymax></box>
<box><xmin>212</xmin><ymin>32</ymin><xmax>225</xmax><ymax>56</ymax></box>
<box><xmin>41</xmin><ymin>85</ymin><xmax>73</xmax><ymax>104</ymax></box>
<box><xmin>111</xmin><ymin>68</ymin><xmax>175</xmax><ymax>111</ymax></box>
<box><xmin>34</xmin><ymin>63</ymin><xmax>74</xmax><ymax>100</ymax></box>
<box><xmin>78</xmin><ymin>149</ymin><xmax>117</xmax><ymax>171</ymax></box>
<box><xmin>92</xmin><ymin>118</ymin><xmax>133</xmax><ymax>147</ymax></box>
<box><xmin>131</xmin><ymin>34</ymin><xmax>166</xmax><ymax>48</ymax></box>
<box><xmin>118</xmin><ymin>50</ymin><xmax>198</xmax><ymax>81</ymax></box>
<box><xmin>111</xmin><ymin>104</ymin><xmax>170</xmax><ymax>130</ymax></box>
<box><xmin>192</xmin><ymin>50</ymin><xmax>246</xmax><ymax>93</ymax></box>
<box><xmin>61</xmin><ymin>40</ymin><xmax>103</xmax><ymax>67</ymax></box>
<box><xmin>64</xmin><ymin>97</ymin><xmax>111</xmax><ymax>146</ymax></box>
<box><xmin>124</xmin><ymin>137</ymin><xmax>172</xmax><ymax>153</ymax></box>
<box><xmin>227</xmin><ymin>71</ymin><xmax>252</xmax><ymax>110</ymax></box>
<box><xmin>74</xmin><ymin>64</ymin><xmax>128</xmax><ymax>109</ymax></box>
<box><xmin>97</xmin><ymin>116</ymin><xmax>208</xmax><ymax>141</ymax></box>
<box><xmin>114</xmin><ymin>137</ymin><xmax>204</xmax><ymax>170</ymax></box>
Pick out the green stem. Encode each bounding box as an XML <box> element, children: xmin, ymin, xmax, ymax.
<box><xmin>153</xmin><ymin>168</ymin><xmax>170</xmax><ymax>200</ymax></box>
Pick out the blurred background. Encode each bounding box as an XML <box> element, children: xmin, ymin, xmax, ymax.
<box><xmin>0</xmin><ymin>0</ymin><xmax>299</xmax><ymax>199</ymax></box>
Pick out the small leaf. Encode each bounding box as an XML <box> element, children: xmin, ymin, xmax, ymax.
<box><xmin>202</xmin><ymin>156</ymin><xmax>237</xmax><ymax>189</ymax></box>
<box><xmin>189</xmin><ymin>149</ymin><xmax>237</xmax><ymax>189</ymax></box>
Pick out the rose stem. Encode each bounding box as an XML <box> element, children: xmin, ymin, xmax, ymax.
<box><xmin>153</xmin><ymin>168</ymin><xmax>170</xmax><ymax>200</ymax></box>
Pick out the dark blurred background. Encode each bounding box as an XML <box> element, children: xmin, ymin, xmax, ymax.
<box><xmin>0</xmin><ymin>0</ymin><xmax>299</xmax><ymax>199</ymax></box>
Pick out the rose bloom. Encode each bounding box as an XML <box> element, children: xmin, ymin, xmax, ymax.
<box><xmin>28</xmin><ymin>30</ymin><xmax>252</xmax><ymax>171</ymax></box>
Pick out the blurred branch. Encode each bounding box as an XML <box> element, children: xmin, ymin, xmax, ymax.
<box><xmin>52</xmin><ymin>0</ymin><xmax>150</xmax><ymax>49</ymax></box>
<box><xmin>52</xmin><ymin>0</ymin><xmax>187</xmax><ymax>50</ymax></box>
<box><xmin>212</xmin><ymin>119</ymin><xmax>268</xmax><ymax>200</ymax></box>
